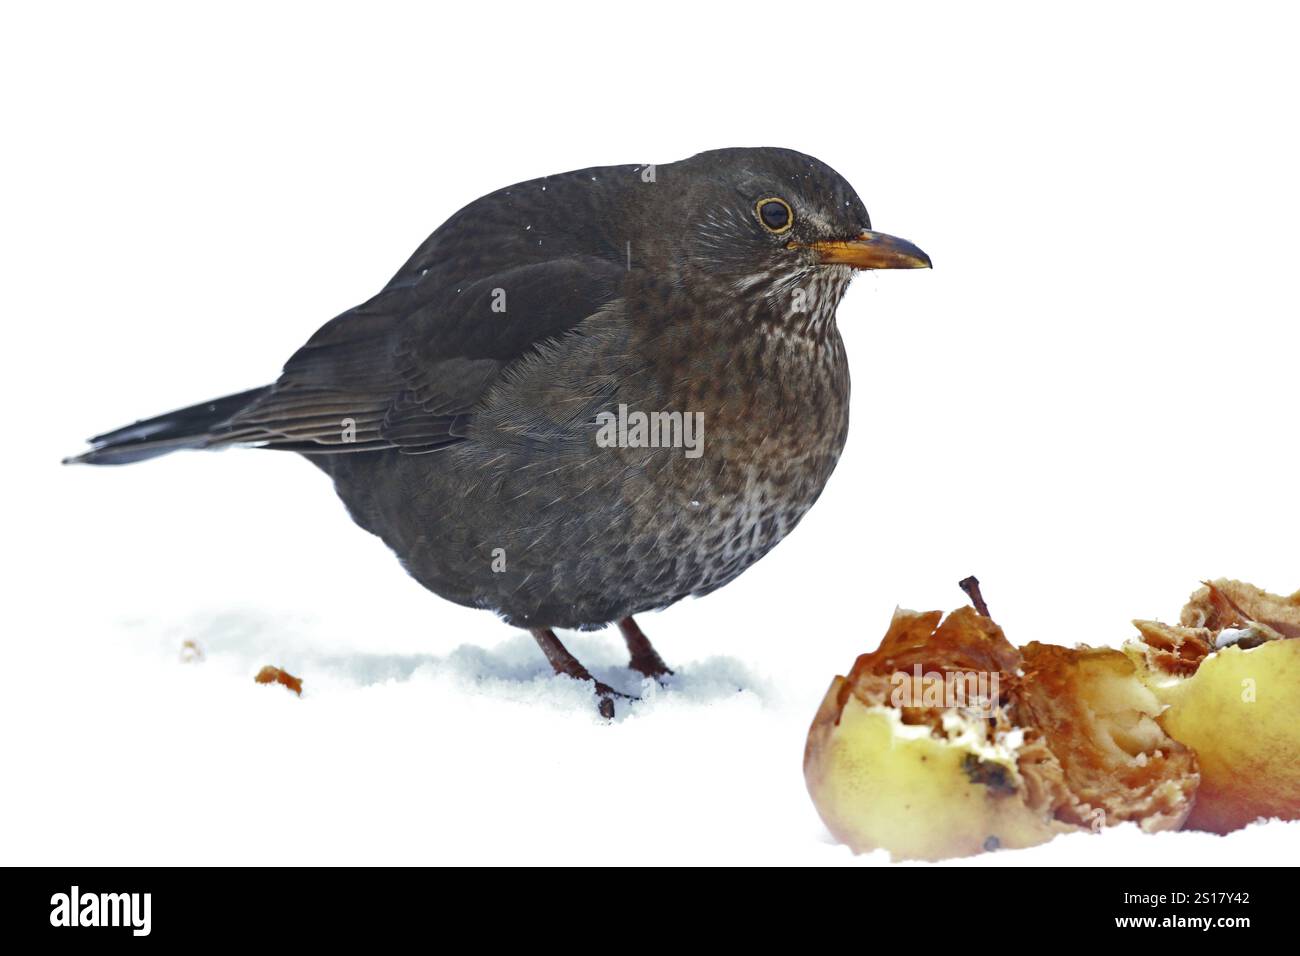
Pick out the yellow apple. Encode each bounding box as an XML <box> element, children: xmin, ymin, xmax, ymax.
<box><xmin>805</xmin><ymin>607</ymin><xmax>1197</xmax><ymax>861</ymax></box>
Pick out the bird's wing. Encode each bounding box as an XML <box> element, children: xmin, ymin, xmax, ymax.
<box><xmin>220</xmin><ymin>254</ymin><xmax>626</xmax><ymax>454</ymax></box>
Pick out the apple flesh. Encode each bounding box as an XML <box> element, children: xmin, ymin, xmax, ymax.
<box><xmin>804</xmin><ymin>607</ymin><xmax>1196</xmax><ymax>861</ymax></box>
<box><xmin>1133</xmin><ymin>637</ymin><xmax>1300</xmax><ymax>833</ymax></box>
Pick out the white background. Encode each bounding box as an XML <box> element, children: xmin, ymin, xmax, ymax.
<box><xmin>2</xmin><ymin>1</ymin><xmax>1296</xmax><ymax>865</ymax></box>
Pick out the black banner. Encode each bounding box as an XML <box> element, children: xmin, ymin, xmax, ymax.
<box><xmin>1</xmin><ymin>866</ymin><xmax>1279</xmax><ymax>943</ymax></box>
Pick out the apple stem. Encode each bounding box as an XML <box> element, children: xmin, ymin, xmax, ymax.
<box><xmin>959</xmin><ymin>576</ymin><xmax>991</xmax><ymax>618</ymax></box>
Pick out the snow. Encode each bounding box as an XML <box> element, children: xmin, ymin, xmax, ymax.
<box><xmin>3</xmin><ymin>601</ymin><xmax>801</xmax><ymax>867</ymax></box>
<box><xmin>4</xmin><ymin>581</ymin><xmax>1298</xmax><ymax>866</ymax></box>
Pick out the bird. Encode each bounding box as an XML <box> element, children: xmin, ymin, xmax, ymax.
<box><xmin>65</xmin><ymin>147</ymin><xmax>930</xmax><ymax>717</ymax></box>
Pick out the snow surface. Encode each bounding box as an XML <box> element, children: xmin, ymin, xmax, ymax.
<box><xmin>4</xmin><ymin>583</ymin><xmax>1297</xmax><ymax>866</ymax></box>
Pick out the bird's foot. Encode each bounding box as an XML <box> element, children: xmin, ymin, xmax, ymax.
<box><xmin>530</xmin><ymin>626</ymin><xmax>638</xmax><ymax>720</ymax></box>
<box><xmin>618</xmin><ymin>616</ymin><xmax>674</xmax><ymax>683</ymax></box>
<box><xmin>628</xmin><ymin>651</ymin><xmax>674</xmax><ymax>683</ymax></box>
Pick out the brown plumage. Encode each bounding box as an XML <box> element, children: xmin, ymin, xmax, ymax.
<box><xmin>67</xmin><ymin>147</ymin><xmax>930</xmax><ymax>716</ymax></box>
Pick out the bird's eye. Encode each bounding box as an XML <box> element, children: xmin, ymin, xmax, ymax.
<box><xmin>756</xmin><ymin>197</ymin><xmax>793</xmax><ymax>234</ymax></box>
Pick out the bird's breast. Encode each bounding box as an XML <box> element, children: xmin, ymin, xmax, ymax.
<box><xmin>613</xmin><ymin>319</ymin><xmax>851</xmax><ymax>593</ymax></box>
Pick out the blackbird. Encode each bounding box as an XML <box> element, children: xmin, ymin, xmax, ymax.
<box><xmin>67</xmin><ymin>147</ymin><xmax>930</xmax><ymax>716</ymax></box>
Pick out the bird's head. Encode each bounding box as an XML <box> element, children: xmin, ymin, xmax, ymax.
<box><xmin>635</xmin><ymin>147</ymin><xmax>930</xmax><ymax>328</ymax></box>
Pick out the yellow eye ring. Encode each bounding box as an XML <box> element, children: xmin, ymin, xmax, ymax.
<box><xmin>755</xmin><ymin>197</ymin><xmax>794</xmax><ymax>234</ymax></box>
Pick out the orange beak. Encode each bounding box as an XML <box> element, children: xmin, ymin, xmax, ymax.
<box><xmin>790</xmin><ymin>231</ymin><xmax>932</xmax><ymax>270</ymax></box>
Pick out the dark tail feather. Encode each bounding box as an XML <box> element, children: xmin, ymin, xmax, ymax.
<box><xmin>64</xmin><ymin>386</ymin><xmax>273</xmax><ymax>465</ymax></box>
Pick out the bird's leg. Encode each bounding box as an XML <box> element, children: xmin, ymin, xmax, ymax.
<box><xmin>529</xmin><ymin>627</ymin><xmax>632</xmax><ymax>719</ymax></box>
<box><xmin>617</xmin><ymin>616</ymin><xmax>674</xmax><ymax>681</ymax></box>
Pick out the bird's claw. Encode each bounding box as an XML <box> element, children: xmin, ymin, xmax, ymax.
<box><xmin>628</xmin><ymin>655</ymin><xmax>674</xmax><ymax>684</ymax></box>
<box><xmin>594</xmin><ymin>681</ymin><xmax>637</xmax><ymax>720</ymax></box>
<box><xmin>617</xmin><ymin>617</ymin><xmax>674</xmax><ymax>685</ymax></box>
